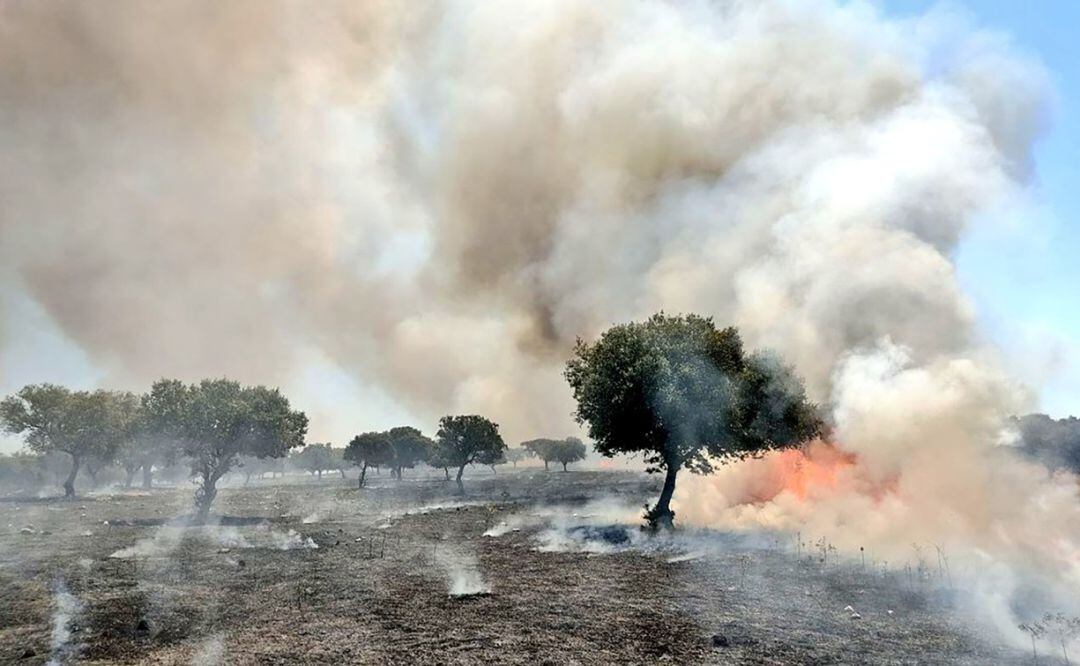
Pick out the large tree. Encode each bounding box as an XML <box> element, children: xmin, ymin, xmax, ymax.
<box><xmin>0</xmin><ymin>385</ymin><xmax>130</xmax><ymax>498</ymax></box>
<box><xmin>181</xmin><ymin>379</ymin><xmax>307</xmax><ymax>522</ymax></box>
<box><xmin>344</xmin><ymin>431</ymin><xmax>393</xmax><ymax>488</ymax></box>
<box><xmin>434</xmin><ymin>415</ymin><xmax>506</xmax><ymax>492</ymax></box>
<box><xmin>565</xmin><ymin>314</ymin><xmax>822</xmax><ymax>528</ymax></box>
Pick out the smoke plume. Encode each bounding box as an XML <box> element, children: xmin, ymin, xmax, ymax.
<box><xmin>1</xmin><ymin>0</ymin><xmax>1075</xmax><ymax>633</ymax></box>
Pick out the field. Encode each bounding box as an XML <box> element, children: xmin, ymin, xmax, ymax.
<box><xmin>0</xmin><ymin>469</ymin><xmax>1043</xmax><ymax>665</ymax></box>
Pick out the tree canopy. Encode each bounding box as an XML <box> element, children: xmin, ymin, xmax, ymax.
<box><xmin>434</xmin><ymin>415</ymin><xmax>506</xmax><ymax>491</ymax></box>
<box><xmin>1</xmin><ymin>385</ymin><xmax>134</xmax><ymax>497</ymax></box>
<box><xmin>176</xmin><ymin>379</ymin><xmax>307</xmax><ymax>521</ymax></box>
<box><xmin>565</xmin><ymin>313</ymin><xmax>822</xmax><ymax>527</ymax></box>
<box><xmin>385</xmin><ymin>426</ymin><xmax>432</xmax><ymax>478</ymax></box>
<box><xmin>344</xmin><ymin>431</ymin><xmax>393</xmax><ymax>488</ymax></box>
<box><xmin>522</xmin><ymin>437</ymin><xmax>588</xmax><ymax>471</ymax></box>
<box><xmin>293</xmin><ymin>443</ymin><xmax>342</xmax><ymax>480</ymax></box>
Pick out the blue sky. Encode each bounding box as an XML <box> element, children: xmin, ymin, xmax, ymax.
<box><xmin>887</xmin><ymin>0</ymin><xmax>1080</xmax><ymax>415</ymax></box>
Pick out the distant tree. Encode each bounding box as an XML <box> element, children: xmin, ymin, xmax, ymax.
<box><xmin>504</xmin><ymin>447</ymin><xmax>529</xmax><ymax>468</ymax></box>
<box><xmin>522</xmin><ymin>437</ymin><xmax>586</xmax><ymax>471</ymax></box>
<box><xmin>1013</xmin><ymin>414</ymin><xmax>1080</xmax><ymax>473</ymax></box>
<box><xmin>344</xmin><ymin>432</ymin><xmax>393</xmax><ymax>488</ymax></box>
<box><xmin>0</xmin><ymin>385</ymin><xmax>130</xmax><ymax>498</ymax></box>
<box><xmin>0</xmin><ymin>452</ymin><xmax>49</xmax><ymax>494</ymax></box>
<box><xmin>293</xmin><ymin>443</ymin><xmax>340</xmax><ymax>480</ymax></box>
<box><xmin>566</xmin><ymin>314</ymin><xmax>822</xmax><ymax>528</ymax></box>
<box><xmin>425</xmin><ymin>442</ymin><xmax>454</xmax><ymax>481</ymax></box>
<box><xmin>181</xmin><ymin>379</ymin><xmax>307</xmax><ymax>522</ymax></box>
<box><xmin>551</xmin><ymin>437</ymin><xmax>588</xmax><ymax>471</ymax></box>
<box><xmin>434</xmin><ymin>415</ymin><xmax>506</xmax><ymax>492</ymax></box>
<box><xmin>386</xmin><ymin>427</ymin><xmax>432</xmax><ymax>479</ymax></box>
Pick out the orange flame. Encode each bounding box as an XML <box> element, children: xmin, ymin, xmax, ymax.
<box><xmin>738</xmin><ymin>440</ymin><xmax>858</xmax><ymax>503</ymax></box>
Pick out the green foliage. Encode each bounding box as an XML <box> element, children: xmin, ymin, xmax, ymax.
<box><xmin>1</xmin><ymin>384</ymin><xmax>138</xmax><ymax>496</ymax></box>
<box><xmin>292</xmin><ymin>443</ymin><xmax>342</xmax><ymax>478</ymax></box>
<box><xmin>345</xmin><ymin>431</ymin><xmax>394</xmax><ymax>487</ymax></box>
<box><xmin>163</xmin><ymin>378</ymin><xmax>307</xmax><ymax>519</ymax></box>
<box><xmin>565</xmin><ymin>313</ymin><xmax>822</xmax><ymax>526</ymax></box>
<box><xmin>434</xmin><ymin>415</ymin><xmax>506</xmax><ymax>487</ymax></box>
<box><xmin>385</xmin><ymin>426</ymin><xmax>433</xmax><ymax>477</ymax></box>
<box><xmin>522</xmin><ymin>437</ymin><xmax>588</xmax><ymax>470</ymax></box>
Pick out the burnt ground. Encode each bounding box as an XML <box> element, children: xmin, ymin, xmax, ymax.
<box><xmin>0</xmin><ymin>468</ymin><xmax>1046</xmax><ymax>665</ymax></box>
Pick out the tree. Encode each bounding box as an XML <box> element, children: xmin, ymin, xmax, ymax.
<box><xmin>181</xmin><ymin>379</ymin><xmax>307</xmax><ymax>522</ymax></box>
<box><xmin>522</xmin><ymin>437</ymin><xmax>586</xmax><ymax>471</ymax></box>
<box><xmin>293</xmin><ymin>442</ymin><xmax>339</xmax><ymax>480</ymax></box>
<box><xmin>425</xmin><ymin>442</ymin><xmax>454</xmax><ymax>481</ymax></box>
<box><xmin>1013</xmin><ymin>414</ymin><xmax>1080</xmax><ymax>473</ymax></box>
<box><xmin>129</xmin><ymin>379</ymin><xmax>189</xmax><ymax>489</ymax></box>
<box><xmin>385</xmin><ymin>426</ymin><xmax>432</xmax><ymax>479</ymax></box>
<box><xmin>565</xmin><ymin>314</ymin><xmax>822</xmax><ymax>528</ymax></box>
<box><xmin>551</xmin><ymin>437</ymin><xmax>588</xmax><ymax>471</ymax></box>
<box><xmin>0</xmin><ymin>385</ymin><xmax>130</xmax><ymax>498</ymax></box>
<box><xmin>434</xmin><ymin>415</ymin><xmax>506</xmax><ymax>492</ymax></box>
<box><xmin>344</xmin><ymin>431</ymin><xmax>393</xmax><ymax>488</ymax></box>
<box><xmin>504</xmin><ymin>447</ymin><xmax>529</xmax><ymax>468</ymax></box>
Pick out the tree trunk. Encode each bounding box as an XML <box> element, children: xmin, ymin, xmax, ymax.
<box><xmin>647</xmin><ymin>461</ymin><xmax>679</xmax><ymax>530</ymax></box>
<box><xmin>124</xmin><ymin>466</ymin><xmax>136</xmax><ymax>488</ymax></box>
<box><xmin>63</xmin><ymin>454</ymin><xmax>81</xmax><ymax>498</ymax></box>
<box><xmin>544</xmin><ymin>460</ymin><xmax>549</xmax><ymax>471</ymax></box>
<box><xmin>194</xmin><ymin>471</ymin><xmax>221</xmax><ymax>524</ymax></box>
<box><xmin>317</xmin><ymin>469</ymin><xmax>322</xmax><ymax>481</ymax></box>
<box><xmin>455</xmin><ymin>464</ymin><xmax>466</xmax><ymax>494</ymax></box>
<box><xmin>562</xmin><ymin>462</ymin><xmax>568</xmax><ymax>472</ymax></box>
<box><xmin>339</xmin><ymin>468</ymin><xmax>346</xmax><ymax>479</ymax></box>
<box><xmin>443</xmin><ymin>467</ymin><xmax>449</xmax><ymax>481</ymax></box>
<box><xmin>358</xmin><ymin>463</ymin><xmax>367</xmax><ymax>488</ymax></box>
<box><xmin>142</xmin><ymin>464</ymin><xmax>153</xmax><ymax>489</ymax></box>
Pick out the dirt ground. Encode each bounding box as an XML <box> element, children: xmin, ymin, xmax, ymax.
<box><xmin>0</xmin><ymin>468</ymin><xmax>1044</xmax><ymax>665</ymax></box>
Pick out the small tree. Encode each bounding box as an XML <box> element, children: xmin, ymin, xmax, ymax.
<box><xmin>426</xmin><ymin>442</ymin><xmax>454</xmax><ymax>480</ymax></box>
<box><xmin>293</xmin><ymin>443</ymin><xmax>338</xmax><ymax>480</ymax></box>
<box><xmin>344</xmin><ymin>432</ymin><xmax>393</xmax><ymax>488</ymax></box>
<box><xmin>434</xmin><ymin>415</ymin><xmax>506</xmax><ymax>493</ymax></box>
<box><xmin>504</xmin><ymin>447</ymin><xmax>529</xmax><ymax>468</ymax></box>
<box><xmin>182</xmin><ymin>379</ymin><xmax>307</xmax><ymax>522</ymax></box>
<box><xmin>386</xmin><ymin>426</ymin><xmax>432</xmax><ymax>479</ymax></box>
<box><xmin>552</xmin><ymin>437</ymin><xmax>588</xmax><ymax>471</ymax></box>
<box><xmin>522</xmin><ymin>438</ymin><xmax>558</xmax><ymax>470</ymax></box>
<box><xmin>566</xmin><ymin>314</ymin><xmax>822</xmax><ymax>528</ymax></box>
<box><xmin>1</xmin><ymin>385</ymin><xmax>128</xmax><ymax>498</ymax></box>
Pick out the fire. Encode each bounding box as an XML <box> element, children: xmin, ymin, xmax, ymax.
<box><xmin>736</xmin><ymin>440</ymin><xmax>859</xmax><ymax>504</ymax></box>
<box><xmin>773</xmin><ymin>441</ymin><xmax>858</xmax><ymax>499</ymax></box>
